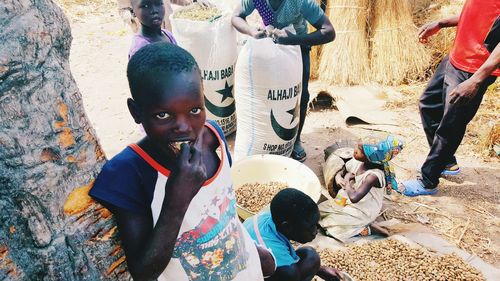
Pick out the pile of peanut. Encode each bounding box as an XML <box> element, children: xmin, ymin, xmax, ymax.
<box><xmin>318</xmin><ymin>239</ymin><xmax>484</xmax><ymax>281</ymax></box>
<box><xmin>235</xmin><ymin>181</ymin><xmax>288</xmax><ymax>213</ymax></box>
<box><xmin>173</xmin><ymin>4</ymin><xmax>221</xmax><ymax>21</ymax></box>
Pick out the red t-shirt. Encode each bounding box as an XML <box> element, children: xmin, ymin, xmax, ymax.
<box><xmin>449</xmin><ymin>0</ymin><xmax>500</xmax><ymax>76</ymax></box>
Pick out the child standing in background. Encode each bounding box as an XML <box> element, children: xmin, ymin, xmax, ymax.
<box><xmin>118</xmin><ymin>0</ymin><xmax>212</xmax><ymax>33</ymax></box>
<box><xmin>128</xmin><ymin>0</ymin><xmax>178</xmax><ymax>58</ymax></box>
<box><xmin>318</xmin><ymin>135</ymin><xmax>404</xmax><ymax>241</ymax></box>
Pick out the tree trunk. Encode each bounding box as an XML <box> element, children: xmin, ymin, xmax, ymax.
<box><xmin>0</xmin><ymin>0</ymin><xmax>129</xmax><ymax>280</ymax></box>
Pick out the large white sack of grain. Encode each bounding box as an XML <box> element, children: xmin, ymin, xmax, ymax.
<box><xmin>171</xmin><ymin>4</ymin><xmax>237</xmax><ymax>135</ymax></box>
<box><xmin>233</xmin><ymin>36</ymin><xmax>302</xmax><ymax>161</ymax></box>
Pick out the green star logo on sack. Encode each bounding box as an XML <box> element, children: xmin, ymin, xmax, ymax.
<box><xmin>205</xmin><ymin>81</ymin><xmax>235</xmax><ymax>118</ymax></box>
<box><xmin>271</xmin><ymin>100</ymin><xmax>299</xmax><ymax>141</ymax></box>
<box><xmin>216</xmin><ymin>81</ymin><xmax>234</xmax><ymax>103</ymax></box>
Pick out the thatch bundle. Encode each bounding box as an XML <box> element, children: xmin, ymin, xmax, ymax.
<box><xmin>318</xmin><ymin>0</ymin><xmax>370</xmax><ymax>85</ymax></box>
<box><xmin>370</xmin><ymin>0</ymin><xmax>431</xmax><ymax>85</ymax></box>
<box><xmin>309</xmin><ymin>0</ymin><xmax>325</xmax><ymax>80</ymax></box>
<box><xmin>309</xmin><ymin>23</ymin><xmax>322</xmax><ymax>80</ymax></box>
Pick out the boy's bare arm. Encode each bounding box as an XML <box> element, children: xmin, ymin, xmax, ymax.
<box><xmin>267</xmin><ymin>246</ymin><xmax>322</xmax><ymax>281</ymax></box>
<box><xmin>255</xmin><ymin>245</ymin><xmax>276</xmax><ymax>277</ymax></box>
<box><xmin>267</xmin><ymin>266</ymin><xmax>301</xmax><ymax>281</ymax></box>
<box><xmin>316</xmin><ymin>266</ymin><xmax>342</xmax><ymax>281</ymax></box>
<box><xmin>112</xmin><ymin>207</ymin><xmax>186</xmax><ymax>281</ymax></box>
<box><xmin>272</xmin><ymin>15</ymin><xmax>335</xmax><ymax>46</ymax></box>
<box><xmin>112</xmin><ymin>144</ymin><xmax>207</xmax><ymax>280</ymax></box>
<box><xmin>344</xmin><ymin>173</ymin><xmax>379</xmax><ymax>203</ymax></box>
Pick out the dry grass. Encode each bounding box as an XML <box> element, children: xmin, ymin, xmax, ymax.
<box><xmin>483</xmin><ymin>123</ymin><xmax>500</xmax><ymax>156</ymax></box>
<box><xmin>318</xmin><ymin>0</ymin><xmax>370</xmax><ymax>86</ymax></box>
<box><xmin>466</xmin><ymin>83</ymin><xmax>500</xmax><ymax>158</ymax></box>
<box><xmin>384</xmin><ymin>195</ymin><xmax>500</xmax><ymax>266</ymax></box>
<box><xmin>385</xmin><ymin>83</ymin><xmax>425</xmax><ymax>109</ymax></box>
<box><xmin>408</xmin><ymin>0</ymin><xmax>434</xmax><ymax>17</ymax></box>
<box><xmin>370</xmin><ymin>0</ymin><xmax>432</xmax><ymax>85</ymax></box>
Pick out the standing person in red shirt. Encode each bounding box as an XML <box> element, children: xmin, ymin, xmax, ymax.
<box><xmin>400</xmin><ymin>0</ymin><xmax>499</xmax><ymax>196</ymax></box>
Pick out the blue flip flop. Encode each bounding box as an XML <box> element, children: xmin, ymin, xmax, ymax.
<box><xmin>400</xmin><ymin>179</ymin><xmax>437</xmax><ymax>197</ymax></box>
<box><xmin>441</xmin><ymin>165</ymin><xmax>461</xmax><ymax>176</ymax></box>
<box><xmin>417</xmin><ymin>165</ymin><xmax>461</xmax><ymax>176</ymax></box>
<box><xmin>292</xmin><ymin>143</ymin><xmax>307</xmax><ymax>162</ymax></box>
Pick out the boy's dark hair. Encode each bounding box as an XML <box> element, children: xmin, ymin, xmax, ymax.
<box><xmin>127</xmin><ymin>42</ymin><xmax>199</xmax><ymax>103</ymax></box>
<box><xmin>270</xmin><ymin>188</ymin><xmax>319</xmax><ymax>225</ymax></box>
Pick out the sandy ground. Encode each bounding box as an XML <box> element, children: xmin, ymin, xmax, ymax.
<box><xmin>65</xmin><ymin>4</ymin><xmax>500</xmax><ymax>271</ymax></box>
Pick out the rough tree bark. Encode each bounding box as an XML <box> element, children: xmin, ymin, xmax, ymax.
<box><xmin>0</xmin><ymin>0</ymin><xmax>129</xmax><ymax>280</ymax></box>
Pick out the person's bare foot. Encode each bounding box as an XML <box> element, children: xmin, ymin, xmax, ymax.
<box><xmin>370</xmin><ymin>223</ymin><xmax>390</xmax><ymax>237</ymax></box>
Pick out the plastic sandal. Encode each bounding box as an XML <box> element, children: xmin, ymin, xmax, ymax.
<box><xmin>417</xmin><ymin>164</ymin><xmax>461</xmax><ymax>176</ymax></box>
<box><xmin>291</xmin><ymin>143</ymin><xmax>307</xmax><ymax>162</ymax></box>
<box><xmin>400</xmin><ymin>179</ymin><xmax>437</xmax><ymax>197</ymax></box>
<box><xmin>441</xmin><ymin>164</ymin><xmax>461</xmax><ymax>176</ymax></box>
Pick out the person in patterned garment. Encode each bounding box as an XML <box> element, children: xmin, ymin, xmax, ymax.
<box><xmin>232</xmin><ymin>0</ymin><xmax>335</xmax><ymax>162</ymax></box>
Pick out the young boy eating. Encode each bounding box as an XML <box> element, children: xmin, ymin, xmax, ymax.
<box><xmin>89</xmin><ymin>43</ymin><xmax>269</xmax><ymax>280</ymax></box>
<box><xmin>244</xmin><ymin>188</ymin><xmax>341</xmax><ymax>281</ymax></box>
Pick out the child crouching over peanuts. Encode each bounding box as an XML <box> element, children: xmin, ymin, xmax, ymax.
<box><xmin>89</xmin><ymin>43</ymin><xmax>272</xmax><ymax>280</ymax></box>
<box><xmin>318</xmin><ymin>135</ymin><xmax>404</xmax><ymax>242</ymax></box>
<box><xmin>244</xmin><ymin>188</ymin><xmax>342</xmax><ymax>281</ymax></box>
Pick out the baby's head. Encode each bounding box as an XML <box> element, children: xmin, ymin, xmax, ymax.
<box><xmin>271</xmin><ymin>188</ymin><xmax>319</xmax><ymax>244</ymax></box>
<box><xmin>354</xmin><ymin>135</ymin><xmax>404</xmax><ymax>164</ymax></box>
<box><xmin>353</xmin><ymin>143</ymin><xmax>367</xmax><ymax>162</ymax></box>
<box><xmin>131</xmin><ymin>0</ymin><xmax>165</xmax><ymax>29</ymax></box>
<box><xmin>127</xmin><ymin>42</ymin><xmax>204</xmax><ymax>154</ymax></box>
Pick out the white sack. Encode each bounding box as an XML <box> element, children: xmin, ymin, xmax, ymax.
<box><xmin>171</xmin><ymin>7</ymin><xmax>238</xmax><ymax>135</ymax></box>
<box><xmin>234</xmin><ymin>37</ymin><xmax>302</xmax><ymax>161</ymax></box>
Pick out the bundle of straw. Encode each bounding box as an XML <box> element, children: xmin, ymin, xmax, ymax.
<box><xmin>318</xmin><ymin>0</ymin><xmax>370</xmax><ymax>86</ymax></box>
<box><xmin>308</xmin><ymin>0</ymin><xmax>325</xmax><ymax>80</ymax></box>
<box><xmin>309</xmin><ymin>23</ymin><xmax>322</xmax><ymax>80</ymax></box>
<box><xmin>370</xmin><ymin>0</ymin><xmax>431</xmax><ymax>85</ymax></box>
